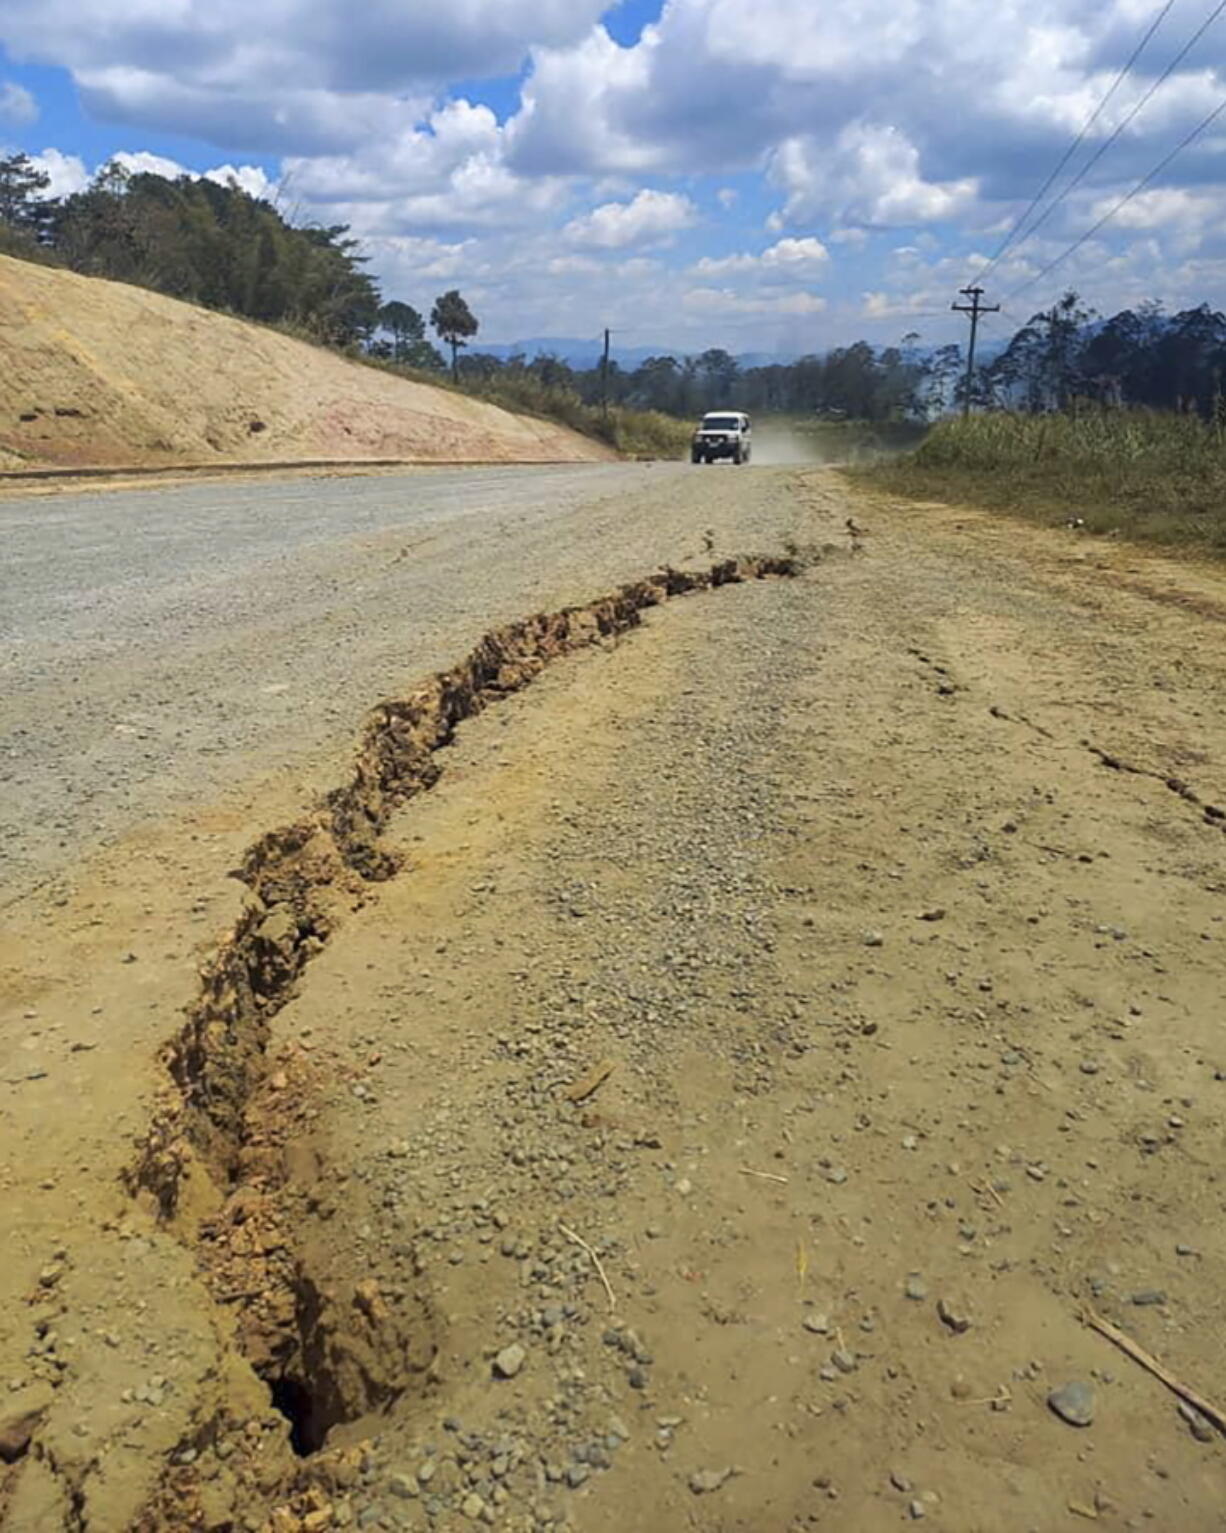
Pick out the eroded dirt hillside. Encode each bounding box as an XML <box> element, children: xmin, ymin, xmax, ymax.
<box><xmin>0</xmin><ymin>255</ymin><xmax>608</xmax><ymax>471</ymax></box>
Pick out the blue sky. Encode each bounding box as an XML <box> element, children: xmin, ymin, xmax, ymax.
<box><xmin>1</xmin><ymin>1</ymin><xmax>1224</xmax><ymax>354</ymax></box>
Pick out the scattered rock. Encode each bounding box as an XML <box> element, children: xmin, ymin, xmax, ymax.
<box><xmin>0</xmin><ymin>1406</ymin><xmax>45</xmax><ymax>1464</ymax></box>
<box><xmin>1177</xmin><ymin>1402</ymin><xmax>1215</xmax><ymax>1443</ymax></box>
<box><xmin>909</xmin><ymin>1500</ymin><xmax>927</xmax><ymax>1521</ymax></box>
<box><xmin>1131</xmin><ymin>1289</ymin><xmax>1167</xmax><ymax>1307</ymax></box>
<box><xmin>689</xmin><ymin>1468</ymin><xmax>733</xmax><ymax>1495</ymax></box>
<box><xmin>493</xmin><ymin>1343</ymin><xmax>527</xmax><ymax>1379</ymax></box>
<box><xmin>1048</xmin><ymin>1381</ymin><xmax>1095</xmax><ymax>1428</ymax></box>
<box><xmin>904</xmin><ymin>1275</ymin><xmax>928</xmax><ymax>1302</ymax></box>
<box><xmin>862</xmin><ymin>931</ymin><xmax>885</xmax><ymax>948</ymax></box>
<box><xmin>937</xmin><ymin>1297</ymin><xmax>971</xmax><ymax>1334</ymax></box>
<box><xmin>803</xmin><ymin>1313</ymin><xmax>830</xmax><ymax>1335</ymax></box>
<box><xmin>832</xmin><ymin>1348</ymin><xmax>857</xmax><ymax>1375</ymax></box>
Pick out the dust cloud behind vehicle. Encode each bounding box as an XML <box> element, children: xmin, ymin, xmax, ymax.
<box><xmin>748</xmin><ymin>417</ymin><xmax>928</xmax><ymax>466</ymax></box>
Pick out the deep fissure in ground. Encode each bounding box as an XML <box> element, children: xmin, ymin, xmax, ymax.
<box><xmin>124</xmin><ymin>553</ymin><xmax>800</xmax><ymax>1469</ymax></box>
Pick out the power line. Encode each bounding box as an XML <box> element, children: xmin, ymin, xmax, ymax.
<box><xmin>968</xmin><ymin>0</ymin><xmax>1177</xmax><ymax>288</ymax></box>
<box><xmin>992</xmin><ymin>0</ymin><xmax>1226</xmax><ymax>273</ymax></box>
<box><xmin>1004</xmin><ymin>93</ymin><xmax>1226</xmax><ymax>305</ymax></box>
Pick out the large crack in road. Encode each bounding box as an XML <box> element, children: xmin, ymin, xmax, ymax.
<box><xmin>5</xmin><ymin>470</ymin><xmax>1226</xmax><ymax>1533</ymax></box>
<box><xmin>124</xmin><ymin>554</ymin><xmax>802</xmax><ymax>1493</ymax></box>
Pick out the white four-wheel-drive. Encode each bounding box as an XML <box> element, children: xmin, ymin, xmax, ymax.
<box><xmin>691</xmin><ymin>411</ymin><xmax>752</xmax><ymax>464</ymax></box>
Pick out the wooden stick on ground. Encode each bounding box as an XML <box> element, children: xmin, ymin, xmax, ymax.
<box><xmin>739</xmin><ymin>1167</ymin><xmax>790</xmax><ymax>1185</ymax></box>
<box><xmin>969</xmin><ymin>1177</ymin><xmax>1005</xmax><ymax>1209</ymax></box>
<box><xmin>1082</xmin><ymin>1306</ymin><xmax>1226</xmax><ymax>1435</ymax></box>
<box><xmin>560</xmin><ymin>1223</ymin><xmax>616</xmax><ymax>1313</ymax></box>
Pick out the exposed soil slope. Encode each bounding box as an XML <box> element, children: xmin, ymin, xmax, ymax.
<box><xmin>0</xmin><ymin>255</ymin><xmax>607</xmax><ymax>470</ymax></box>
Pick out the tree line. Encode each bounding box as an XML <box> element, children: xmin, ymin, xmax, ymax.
<box><xmin>975</xmin><ymin>292</ymin><xmax>1226</xmax><ymax>418</ymax></box>
<box><xmin>0</xmin><ymin>151</ymin><xmax>479</xmax><ymax>364</ymax></box>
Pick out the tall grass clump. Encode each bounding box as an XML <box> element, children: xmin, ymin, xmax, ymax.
<box><xmin>862</xmin><ymin>408</ymin><xmax>1226</xmax><ymax>552</ymax></box>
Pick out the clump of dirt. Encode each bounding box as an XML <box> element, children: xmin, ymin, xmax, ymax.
<box><xmin>0</xmin><ymin>254</ymin><xmax>609</xmax><ymax>471</ymax></box>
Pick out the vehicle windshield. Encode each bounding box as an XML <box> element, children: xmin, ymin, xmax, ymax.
<box><xmin>701</xmin><ymin>415</ymin><xmax>741</xmax><ymax>430</ymax></box>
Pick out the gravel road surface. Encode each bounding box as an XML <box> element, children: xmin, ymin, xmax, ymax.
<box><xmin>4</xmin><ymin>468</ymin><xmax>1226</xmax><ymax>1531</ymax></box>
<box><xmin>0</xmin><ymin>462</ymin><xmax>810</xmax><ymax>901</ymax></box>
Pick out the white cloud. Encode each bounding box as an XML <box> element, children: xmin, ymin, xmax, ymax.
<box><xmin>111</xmin><ymin>150</ymin><xmax>189</xmax><ymax>180</ymax></box>
<box><xmin>280</xmin><ymin>99</ymin><xmax>568</xmax><ymax>232</ymax></box>
<box><xmin>693</xmin><ymin>236</ymin><xmax>830</xmax><ymax>279</ymax></box>
<box><xmin>0</xmin><ymin>0</ymin><xmax>611</xmax><ymax>153</ymax></box>
<box><xmin>366</xmin><ymin>233</ymin><xmax>479</xmax><ymax>284</ymax></box>
<box><xmin>769</xmin><ymin>123</ymin><xmax>977</xmax><ymax>228</ymax></box>
<box><xmin>205</xmin><ymin>163</ymin><xmax>278</xmax><ymax>200</ymax></box>
<box><xmin>563</xmin><ymin>189</ymin><xmax>697</xmax><ymax>249</ymax></box>
<box><xmin>28</xmin><ymin>147</ymin><xmax>89</xmax><ymax>198</ymax></box>
<box><xmin>26</xmin><ymin>147</ymin><xmax>277</xmax><ymax>204</ymax></box>
<box><xmin>683</xmin><ymin>286</ymin><xmax>827</xmax><ymax>316</ymax></box>
<box><xmin>0</xmin><ymin>80</ymin><xmax>36</xmax><ymax>125</ymax></box>
<box><xmin>1089</xmin><ymin>186</ymin><xmax>1219</xmax><ymax>236</ymax></box>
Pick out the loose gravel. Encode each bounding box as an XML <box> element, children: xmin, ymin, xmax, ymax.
<box><xmin>0</xmin><ymin>462</ymin><xmax>815</xmax><ymax>900</ymax></box>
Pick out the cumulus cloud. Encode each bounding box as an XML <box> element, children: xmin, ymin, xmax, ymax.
<box><xmin>0</xmin><ymin>80</ymin><xmax>36</xmax><ymax>125</ymax></box>
<box><xmin>29</xmin><ymin>147</ymin><xmax>90</xmax><ymax>198</ymax></box>
<box><xmin>769</xmin><ymin>123</ymin><xmax>977</xmax><ymax>228</ymax></box>
<box><xmin>563</xmin><ymin>189</ymin><xmax>697</xmax><ymax>249</ymax></box>
<box><xmin>279</xmin><ymin>100</ymin><xmax>569</xmax><ymax>232</ymax></box>
<box><xmin>0</xmin><ymin>0</ymin><xmax>610</xmax><ymax>152</ymax></box>
<box><xmin>693</xmin><ymin>236</ymin><xmax>830</xmax><ymax>279</ymax></box>
<box><xmin>110</xmin><ymin>149</ymin><xmax>191</xmax><ymax>180</ymax></box>
<box><xmin>26</xmin><ymin>146</ymin><xmax>276</xmax><ymax>203</ymax></box>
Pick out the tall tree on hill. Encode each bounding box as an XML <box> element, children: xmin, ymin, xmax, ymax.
<box><xmin>0</xmin><ymin>152</ymin><xmax>57</xmax><ymax>244</ymax></box>
<box><xmin>431</xmin><ymin>289</ymin><xmax>479</xmax><ymax>379</ymax></box>
<box><xmin>379</xmin><ymin>300</ymin><xmax>425</xmax><ymax>362</ymax></box>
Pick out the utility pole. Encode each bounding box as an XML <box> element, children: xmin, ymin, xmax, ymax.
<box><xmin>951</xmin><ymin>286</ymin><xmax>999</xmax><ymax>419</ymax></box>
<box><xmin>600</xmin><ymin>328</ymin><xmax>611</xmax><ymax>419</ymax></box>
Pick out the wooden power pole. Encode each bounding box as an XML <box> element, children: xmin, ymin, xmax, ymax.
<box><xmin>951</xmin><ymin>286</ymin><xmax>999</xmax><ymax>418</ymax></box>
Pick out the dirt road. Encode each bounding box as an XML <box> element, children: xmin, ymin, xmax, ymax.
<box><xmin>3</xmin><ymin>466</ymin><xmax>1226</xmax><ymax>1532</ymax></box>
<box><xmin>1</xmin><ymin>462</ymin><xmax>792</xmax><ymax>904</ymax></box>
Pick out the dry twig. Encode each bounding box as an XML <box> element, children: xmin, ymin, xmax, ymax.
<box><xmin>560</xmin><ymin>1223</ymin><xmax>616</xmax><ymax>1313</ymax></box>
<box><xmin>954</xmin><ymin>1384</ymin><xmax>1013</xmax><ymax>1408</ymax></box>
<box><xmin>564</xmin><ymin>1059</ymin><xmax>616</xmax><ymax>1104</ymax></box>
<box><xmin>1082</xmin><ymin>1306</ymin><xmax>1226</xmax><ymax>1435</ymax></box>
<box><xmin>739</xmin><ymin>1167</ymin><xmax>789</xmax><ymax>1185</ymax></box>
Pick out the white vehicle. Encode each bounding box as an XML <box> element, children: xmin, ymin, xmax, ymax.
<box><xmin>691</xmin><ymin>411</ymin><xmax>752</xmax><ymax>465</ymax></box>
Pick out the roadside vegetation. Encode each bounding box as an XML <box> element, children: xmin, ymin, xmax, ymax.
<box><xmin>861</xmin><ymin>291</ymin><xmax>1226</xmax><ymax>553</ymax></box>
<box><xmin>863</xmin><ymin>409</ymin><xmax>1226</xmax><ymax>552</ymax></box>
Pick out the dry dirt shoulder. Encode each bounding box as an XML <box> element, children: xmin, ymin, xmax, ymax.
<box><xmin>3</xmin><ymin>475</ymin><xmax>1226</xmax><ymax>1531</ymax></box>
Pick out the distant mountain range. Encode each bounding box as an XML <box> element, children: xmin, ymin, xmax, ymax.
<box><xmin>475</xmin><ymin>338</ymin><xmax>787</xmax><ymax>369</ymax></box>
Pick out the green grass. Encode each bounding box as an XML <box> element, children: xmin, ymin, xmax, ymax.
<box><xmin>860</xmin><ymin>409</ymin><xmax>1226</xmax><ymax>552</ymax></box>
